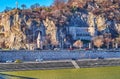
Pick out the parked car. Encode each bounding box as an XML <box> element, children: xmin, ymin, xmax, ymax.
<box><xmin>36</xmin><ymin>58</ymin><xmax>43</xmax><ymax>62</ymax></box>
<box><xmin>6</xmin><ymin>60</ymin><xmax>13</xmax><ymax>63</ymax></box>
<box><xmin>34</xmin><ymin>48</ymin><xmax>41</xmax><ymax>50</ymax></box>
<box><xmin>14</xmin><ymin>59</ymin><xmax>22</xmax><ymax>63</ymax></box>
<box><xmin>97</xmin><ymin>56</ymin><xmax>104</xmax><ymax>59</ymax></box>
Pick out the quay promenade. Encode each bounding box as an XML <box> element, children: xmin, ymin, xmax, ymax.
<box><xmin>0</xmin><ymin>58</ymin><xmax>120</xmax><ymax>71</ymax></box>
<box><xmin>0</xmin><ymin>50</ymin><xmax>120</xmax><ymax>71</ymax></box>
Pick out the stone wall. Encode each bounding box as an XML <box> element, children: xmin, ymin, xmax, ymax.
<box><xmin>0</xmin><ymin>50</ymin><xmax>120</xmax><ymax>62</ymax></box>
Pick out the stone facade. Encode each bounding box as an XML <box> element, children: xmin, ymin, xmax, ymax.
<box><xmin>68</xmin><ymin>27</ymin><xmax>91</xmax><ymax>41</ymax></box>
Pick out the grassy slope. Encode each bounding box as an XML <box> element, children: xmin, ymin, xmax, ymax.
<box><xmin>1</xmin><ymin>66</ymin><xmax>120</xmax><ymax>79</ymax></box>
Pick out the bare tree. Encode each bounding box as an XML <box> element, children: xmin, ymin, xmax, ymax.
<box><xmin>104</xmin><ymin>38</ymin><xmax>112</xmax><ymax>49</ymax></box>
<box><xmin>21</xmin><ymin>4</ymin><xmax>26</xmax><ymax>10</ymax></box>
<box><xmin>73</xmin><ymin>40</ymin><xmax>83</xmax><ymax>49</ymax></box>
<box><xmin>53</xmin><ymin>0</ymin><xmax>66</xmax><ymax>9</ymax></box>
<box><xmin>4</xmin><ymin>7</ymin><xmax>12</xmax><ymax>12</ymax></box>
<box><xmin>93</xmin><ymin>36</ymin><xmax>103</xmax><ymax>48</ymax></box>
<box><xmin>114</xmin><ymin>37</ymin><xmax>120</xmax><ymax>48</ymax></box>
<box><xmin>103</xmin><ymin>33</ymin><xmax>112</xmax><ymax>49</ymax></box>
<box><xmin>30</xmin><ymin>5</ymin><xmax>35</xmax><ymax>10</ymax></box>
<box><xmin>30</xmin><ymin>3</ymin><xmax>40</xmax><ymax>10</ymax></box>
<box><xmin>34</xmin><ymin>3</ymin><xmax>40</xmax><ymax>9</ymax></box>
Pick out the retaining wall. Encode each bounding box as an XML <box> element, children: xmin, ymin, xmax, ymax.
<box><xmin>0</xmin><ymin>50</ymin><xmax>120</xmax><ymax>62</ymax></box>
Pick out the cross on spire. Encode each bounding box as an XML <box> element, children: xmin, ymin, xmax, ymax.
<box><xmin>16</xmin><ymin>0</ymin><xmax>18</xmax><ymax>9</ymax></box>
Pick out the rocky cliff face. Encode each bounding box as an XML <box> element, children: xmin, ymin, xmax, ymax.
<box><xmin>0</xmin><ymin>0</ymin><xmax>119</xmax><ymax>49</ymax></box>
<box><xmin>0</xmin><ymin>9</ymin><xmax>58</xmax><ymax>49</ymax></box>
<box><xmin>0</xmin><ymin>10</ymin><xmax>27</xmax><ymax>49</ymax></box>
<box><xmin>43</xmin><ymin>18</ymin><xmax>57</xmax><ymax>44</ymax></box>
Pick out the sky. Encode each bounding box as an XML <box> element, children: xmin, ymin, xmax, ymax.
<box><xmin>0</xmin><ymin>0</ymin><xmax>54</xmax><ymax>12</ymax></box>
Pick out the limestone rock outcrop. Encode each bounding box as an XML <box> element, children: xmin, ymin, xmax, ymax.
<box><xmin>0</xmin><ymin>10</ymin><xmax>27</xmax><ymax>49</ymax></box>
<box><xmin>43</xmin><ymin>18</ymin><xmax>57</xmax><ymax>45</ymax></box>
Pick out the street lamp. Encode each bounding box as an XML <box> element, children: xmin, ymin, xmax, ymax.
<box><xmin>88</xmin><ymin>26</ymin><xmax>96</xmax><ymax>49</ymax></box>
<box><xmin>60</xmin><ymin>30</ymin><xmax>64</xmax><ymax>49</ymax></box>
